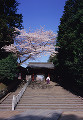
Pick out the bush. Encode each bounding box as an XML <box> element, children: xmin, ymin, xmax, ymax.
<box><xmin>0</xmin><ymin>54</ymin><xmax>18</xmax><ymax>82</ymax></box>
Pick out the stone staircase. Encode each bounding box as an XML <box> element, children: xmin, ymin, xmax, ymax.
<box><xmin>0</xmin><ymin>84</ymin><xmax>25</xmax><ymax>111</ymax></box>
<box><xmin>15</xmin><ymin>81</ymin><xmax>83</xmax><ymax>111</ymax></box>
<box><xmin>0</xmin><ymin>81</ymin><xmax>83</xmax><ymax>111</ymax></box>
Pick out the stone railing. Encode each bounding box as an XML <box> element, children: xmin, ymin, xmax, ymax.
<box><xmin>12</xmin><ymin>77</ymin><xmax>31</xmax><ymax>110</ymax></box>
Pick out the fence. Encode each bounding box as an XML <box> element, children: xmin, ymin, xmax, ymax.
<box><xmin>12</xmin><ymin>77</ymin><xmax>31</xmax><ymax>110</ymax></box>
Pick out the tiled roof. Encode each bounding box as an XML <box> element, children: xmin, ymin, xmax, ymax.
<box><xmin>27</xmin><ymin>62</ymin><xmax>54</xmax><ymax>69</ymax></box>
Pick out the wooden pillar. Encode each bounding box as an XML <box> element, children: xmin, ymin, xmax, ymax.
<box><xmin>32</xmin><ymin>73</ymin><xmax>34</xmax><ymax>81</ymax></box>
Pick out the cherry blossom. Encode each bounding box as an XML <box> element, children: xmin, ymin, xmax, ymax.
<box><xmin>2</xmin><ymin>27</ymin><xmax>57</xmax><ymax>64</ymax></box>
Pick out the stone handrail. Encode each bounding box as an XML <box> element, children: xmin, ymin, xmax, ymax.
<box><xmin>12</xmin><ymin>78</ymin><xmax>31</xmax><ymax>110</ymax></box>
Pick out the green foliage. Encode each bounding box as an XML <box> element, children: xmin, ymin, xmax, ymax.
<box><xmin>48</xmin><ymin>55</ymin><xmax>59</xmax><ymax>67</ymax></box>
<box><xmin>0</xmin><ymin>54</ymin><xmax>18</xmax><ymax>82</ymax></box>
<box><xmin>0</xmin><ymin>0</ymin><xmax>23</xmax><ymax>58</ymax></box>
<box><xmin>54</xmin><ymin>0</ymin><xmax>83</xmax><ymax>87</ymax></box>
<box><xmin>0</xmin><ymin>0</ymin><xmax>23</xmax><ymax>83</ymax></box>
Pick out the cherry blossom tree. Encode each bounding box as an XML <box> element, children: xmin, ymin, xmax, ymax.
<box><xmin>2</xmin><ymin>27</ymin><xmax>57</xmax><ymax>64</ymax></box>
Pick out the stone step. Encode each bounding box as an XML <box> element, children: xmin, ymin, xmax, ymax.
<box><xmin>0</xmin><ymin>103</ymin><xmax>12</xmax><ymax>105</ymax></box>
<box><xmin>19</xmin><ymin>99</ymin><xmax>83</xmax><ymax>101</ymax></box>
<box><xmin>23</xmin><ymin>93</ymin><xmax>67</xmax><ymax>94</ymax></box>
<box><xmin>0</xmin><ymin>104</ymin><xmax>12</xmax><ymax>106</ymax></box>
<box><xmin>24</xmin><ymin>92</ymin><xmax>75</xmax><ymax>94</ymax></box>
<box><xmin>24</xmin><ymin>93</ymin><xmax>76</xmax><ymax>96</ymax></box>
<box><xmin>18</xmin><ymin>102</ymin><xmax>83</xmax><ymax>106</ymax></box>
<box><xmin>0</xmin><ymin>107</ymin><xmax>11</xmax><ymax>109</ymax></box>
<box><xmin>19</xmin><ymin>98</ymin><xmax>82</xmax><ymax>100</ymax></box>
<box><xmin>16</xmin><ymin>108</ymin><xmax>83</xmax><ymax>112</ymax></box>
<box><xmin>23</xmin><ymin>96</ymin><xmax>77</xmax><ymax>98</ymax></box>
<box><xmin>21</xmin><ymin>99</ymin><xmax>82</xmax><ymax>101</ymax></box>
<box><xmin>19</xmin><ymin>101</ymin><xmax>83</xmax><ymax>104</ymax></box>
<box><xmin>19</xmin><ymin>99</ymin><xmax>83</xmax><ymax>102</ymax></box>
<box><xmin>2</xmin><ymin>99</ymin><xmax>12</xmax><ymax>101</ymax></box>
<box><xmin>20</xmin><ymin>99</ymin><xmax>82</xmax><ymax>102</ymax></box>
<box><xmin>0</xmin><ymin>109</ymin><xmax>11</xmax><ymax>111</ymax></box>
<box><xmin>2</xmin><ymin>98</ymin><xmax>12</xmax><ymax>100</ymax></box>
<box><xmin>20</xmin><ymin>96</ymin><xmax>78</xmax><ymax>98</ymax></box>
<box><xmin>2</xmin><ymin>101</ymin><xmax>12</xmax><ymax>104</ymax></box>
<box><xmin>16</xmin><ymin>105</ymin><xmax>83</xmax><ymax>109</ymax></box>
<box><xmin>17</xmin><ymin>103</ymin><xmax>83</xmax><ymax>106</ymax></box>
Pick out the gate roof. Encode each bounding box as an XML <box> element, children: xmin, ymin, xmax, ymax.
<box><xmin>27</xmin><ymin>62</ymin><xmax>54</xmax><ymax>69</ymax></box>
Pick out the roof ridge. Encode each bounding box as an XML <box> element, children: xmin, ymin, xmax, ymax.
<box><xmin>28</xmin><ymin>62</ymin><xmax>53</xmax><ymax>64</ymax></box>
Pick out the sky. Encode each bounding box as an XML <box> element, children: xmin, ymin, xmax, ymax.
<box><xmin>17</xmin><ymin>0</ymin><xmax>67</xmax><ymax>67</ymax></box>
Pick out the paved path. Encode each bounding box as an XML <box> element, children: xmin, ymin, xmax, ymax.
<box><xmin>60</xmin><ymin>111</ymin><xmax>83</xmax><ymax>120</ymax></box>
<box><xmin>0</xmin><ymin>110</ymin><xmax>83</xmax><ymax>120</ymax></box>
